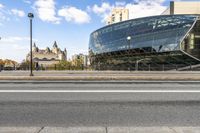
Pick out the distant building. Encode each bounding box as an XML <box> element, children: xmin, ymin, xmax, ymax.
<box><xmin>26</xmin><ymin>41</ymin><xmax>67</xmax><ymax>67</ymax></box>
<box><xmin>3</xmin><ymin>59</ymin><xmax>18</xmax><ymax>67</ymax></box>
<box><xmin>106</xmin><ymin>8</ymin><xmax>129</xmax><ymax>25</ymax></box>
<box><xmin>71</xmin><ymin>54</ymin><xmax>84</xmax><ymax>66</ymax></box>
<box><xmin>169</xmin><ymin>1</ymin><xmax>200</xmax><ymax>15</ymax></box>
<box><xmin>83</xmin><ymin>55</ymin><xmax>90</xmax><ymax>67</ymax></box>
<box><xmin>71</xmin><ymin>54</ymin><xmax>89</xmax><ymax>67</ymax></box>
<box><xmin>0</xmin><ymin>59</ymin><xmax>18</xmax><ymax>70</ymax></box>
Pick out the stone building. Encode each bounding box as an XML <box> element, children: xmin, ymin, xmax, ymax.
<box><xmin>71</xmin><ymin>54</ymin><xmax>90</xmax><ymax>68</ymax></box>
<box><xmin>106</xmin><ymin>8</ymin><xmax>129</xmax><ymax>25</ymax></box>
<box><xmin>71</xmin><ymin>54</ymin><xmax>84</xmax><ymax>66</ymax></box>
<box><xmin>26</xmin><ymin>41</ymin><xmax>67</xmax><ymax>67</ymax></box>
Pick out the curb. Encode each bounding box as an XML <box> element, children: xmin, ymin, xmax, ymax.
<box><xmin>0</xmin><ymin>80</ymin><xmax>200</xmax><ymax>84</ymax></box>
<box><xmin>0</xmin><ymin>76</ymin><xmax>200</xmax><ymax>81</ymax></box>
<box><xmin>0</xmin><ymin>127</ymin><xmax>200</xmax><ymax>133</ymax></box>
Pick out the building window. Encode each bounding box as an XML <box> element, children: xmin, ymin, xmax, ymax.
<box><xmin>112</xmin><ymin>17</ymin><xmax>115</xmax><ymax>22</ymax></box>
<box><xmin>189</xmin><ymin>33</ymin><xmax>195</xmax><ymax>49</ymax></box>
<box><xmin>120</xmin><ymin>13</ymin><xmax>122</xmax><ymax>21</ymax></box>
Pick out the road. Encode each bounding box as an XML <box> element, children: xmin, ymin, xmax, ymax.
<box><xmin>0</xmin><ymin>81</ymin><xmax>200</xmax><ymax>127</ymax></box>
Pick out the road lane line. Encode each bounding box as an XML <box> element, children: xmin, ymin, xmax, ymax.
<box><xmin>0</xmin><ymin>90</ymin><xmax>200</xmax><ymax>93</ymax></box>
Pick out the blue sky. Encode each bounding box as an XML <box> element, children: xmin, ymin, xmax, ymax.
<box><xmin>0</xmin><ymin>0</ymin><xmax>194</xmax><ymax>62</ymax></box>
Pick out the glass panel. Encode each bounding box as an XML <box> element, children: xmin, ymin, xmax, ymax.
<box><xmin>181</xmin><ymin>20</ymin><xmax>200</xmax><ymax>59</ymax></box>
<box><xmin>89</xmin><ymin>15</ymin><xmax>197</xmax><ymax>56</ymax></box>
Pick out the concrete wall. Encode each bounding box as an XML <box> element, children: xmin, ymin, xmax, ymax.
<box><xmin>170</xmin><ymin>1</ymin><xmax>200</xmax><ymax>15</ymax></box>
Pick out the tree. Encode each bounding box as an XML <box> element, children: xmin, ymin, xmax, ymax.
<box><xmin>19</xmin><ymin>60</ymin><xmax>30</xmax><ymax>70</ymax></box>
<box><xmin>0</xmin><ymin>59</ymin><xmax>4</xmax><ymax>65</ymax></box>
<box><xmin>56</xmin><ymin>60</ymin><xmax>72</xmax><ymax>70</ymax></box>
<box><xmin>0</xmin><ymin>59</ymin><xmax>4</xmax><ymax>71</ymax></box>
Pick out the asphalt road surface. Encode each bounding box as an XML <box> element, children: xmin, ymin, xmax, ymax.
<box><xmin>0</xmin><ymin>81</ymin><xmax>200</xmax><ymax>127</ymax></box>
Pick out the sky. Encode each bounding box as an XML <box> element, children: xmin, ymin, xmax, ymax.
<box><xmin>0</xmin><ymin>0</ymin><xmax>197</xmax><ymax>62</ymax></box>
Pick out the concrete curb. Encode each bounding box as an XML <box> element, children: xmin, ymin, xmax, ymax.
<box><xmin>0</xmin><ymin>76</ymin><xmax>200</xmax><ymax>81</ymax></box>
<box><xmin>0</xmin><ymin>127</ymin><xmax>200</xmax><ymax>133</ymax></box>
<box><xmin>0</xmin><ymin>127</ymin><xmax>41</xmax><ymax>133</ymax></box>
<box><xmin>107</xmin><ymin>127</ymin><xmax>200</xmax><ymax>133</ymax></box>
<box><xmin>40</xmin><ymin>127</ymin><xmax>105</xmax><ymax>133</ymax></box>
<box><xmin>0</xmin><ymin>80</ymin><xmax>200</xmax><ymax>84</ymax></box>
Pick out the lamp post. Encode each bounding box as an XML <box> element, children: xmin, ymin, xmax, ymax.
<box><xmin>135</xmin><ymin>58</ymin><xmax>147</xmax><ymax>71</ymax></box>
<box><xmin>127</xmin><ymin>36</ymin><xmax>131</xmax><ymax>71</ymax></box>
<box><xmin>0</xmin><ymin>37</ymin><xmax>1</xmax><ymax>72</ymax></box>
<box><xmin>28</xmin><ymin>13</ymin><xmax>34</xmax><ymax>76</ymax></box>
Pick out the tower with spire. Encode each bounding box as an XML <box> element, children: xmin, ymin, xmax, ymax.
<box><xmin>27</xmin><ymin>41</ymin><xmax>67</xmax><ymax>67</ymax></box>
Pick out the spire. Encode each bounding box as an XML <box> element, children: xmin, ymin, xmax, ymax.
<box><xmin>46</xmin><ymin>47</ymin><xmax>50</xmax><ymax>53</ymax></box>
<box><xmin>33</xmin><ymin>43</ymin><xmax>36</xmax><ymax>47</ymax></box>
<box><xmin>53</xmin><ymin>41</ymin><xmax>58</xmax><ymax>48</ymax></box>
<box><xmin>64</xmin><ymin>48</ymin><xmax>67</xmax><ymax>55</ymax></box>
<box><xmin>32</xmin><ymin>43</ymin><xmax>38</xmax><ymax>52</ymax></box>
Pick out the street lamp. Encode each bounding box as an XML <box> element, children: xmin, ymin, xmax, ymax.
<box><xmin>28</xmin><ymin>13</ymin><xmax>34</xmax><ymax>76</ymax></box>
<box><xmin>0</xmin><ymin>37</ymin><xmax>1</xmax><ymax>72</ymax></box>
<box><xmin>135</xmin><ymin>58</ymin><xmax>149</xmax><ymax>71</ymax></box>
<box><xmin>127</xmin><ymin>36</ymin><xmax>131</xmax><ymax>71</ymax></box>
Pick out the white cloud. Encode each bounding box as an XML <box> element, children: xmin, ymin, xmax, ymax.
<box><xmin>115</xmin><ymin>1</ymin><xmax>126</xmax><ymax>6</ymax></box>
<box><xmin>0</xmin><ymin>36</ymin><xmax>37</xmax><ymax>43</ymax></box>
<box><xmin>23</xmin><ymin>0</ymin><xmax>31</xmax><ymax>4</ymax></box>
<box><xmin>91</xmin><ymin>0</ymin><xmax>167</xmax><ymax>23</ymax></box>
<box><xmin>11</xmin><ymin>9</ymin><xmax>25</xmax><ymax>17</ymax></box>
<box><xmin>58</xmin><ymin>6</ymin><xmax>91</xmax><ymax>24</ymax></box>
<box><xmin>0</xmin><ymin>36</ymin><xmax>38</xmax><ymax>62</ymax></box>
<box><xmin>126</xmin><ymin>0</ymin><xmax>167</xmax><ymax>19</ymax></box>
<box><xmin>0</xmin><ymin>13</ymin><xmax>9</xmax><ymax>21</ymax></box>
<box><xmin>92</xmin><ymin>3</ymin><xmax>112</xmax><ymax>15</ymax></box>
<box><xmin>0</xmin><ymin>3</ymin><xmax>4</xmax><ymax>8</ymax></box>
<box><xmin>0</xmin><ymin>3</ymin><xmax>10</xmax><ymax>25</ymax></box>
<box><xmin>34</xmin><ymin>0</ymin><xmax>60</xmax><ymax>24</ymax></box>
<box><xmin>0</xmin><ymin>44</ymin><xmax>28</xmax><ymax>62</ymax></box>
<box><xmin>91</xmin><ymin>2</ymin><xmax>113</xmax><ymax>23</ymax></box>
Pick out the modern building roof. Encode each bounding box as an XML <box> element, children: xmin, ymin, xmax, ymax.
<box><xmin>89</xmin><ymin>14</ymin><xmax>200</xmax><ymax>70</ymax></box>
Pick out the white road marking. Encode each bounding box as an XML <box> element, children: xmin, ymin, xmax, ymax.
<box><xmin>0</xmin><ymin>90</ymin><xmax>199</xmax><ymax>93</ymax></box>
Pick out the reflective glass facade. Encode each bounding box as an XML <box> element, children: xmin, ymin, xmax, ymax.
<box><xmin>89</xmin><ymin>15</ymin><xmax>200</xmax><ymax>70</ymax></box>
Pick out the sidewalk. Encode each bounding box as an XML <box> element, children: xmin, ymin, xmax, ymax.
<box><xmin>0</xmin><ymin>71</ymin><xmax>200</xmax><ymax>80</ymax></box>
<box><xmin>1</xmin><ymin>127</ymin><xmax>199</xmax><ymax>133</ymax></box>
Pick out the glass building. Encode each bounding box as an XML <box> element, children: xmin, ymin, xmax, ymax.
<box><xmin>89</xmin><ymin>15</ymin><xmax>200</xmax><ymax>70</ymax></box>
